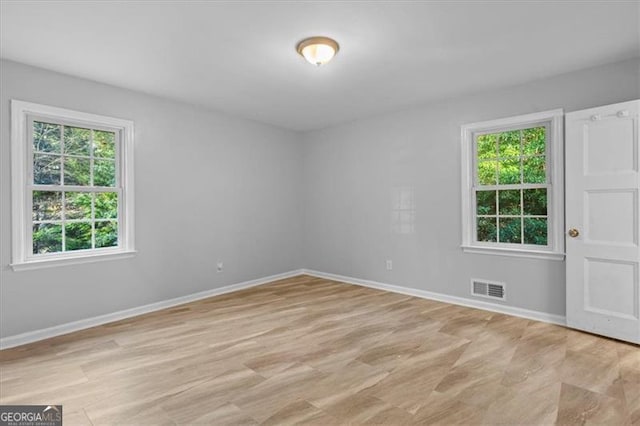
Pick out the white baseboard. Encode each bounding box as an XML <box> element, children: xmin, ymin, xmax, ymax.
<box><xmin>0</xmin><ymin>269</ymin><xmax>305</xmax><ymax>350</ymax></box>
<box><xmin>301</xmin><ymin>269</ymin><xmax>566</xmax><ymax>326</ymax></box>
<box><xmin>1</xmin><ymin>268</ymin><xmax>566</xmax><ymax>350</ymax></box>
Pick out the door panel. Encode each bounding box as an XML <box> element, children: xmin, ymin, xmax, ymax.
<box><xmin>586</xmin><ymin>118</ymin><xmax>636</xmax><ymax>174</ymax></box>
<box><xmin>584</xmin><ymin>257</ymin><xmax>637</xmax><ymax>319</ymax></box>
<box><xmin>585</xmin><ymin>189</ymin><xmax>637</xmax><ymax>245</ymax></box>
<box><xmin>566</xmin><ymin>100</ymin><xmax>640</xmax><ymax>343</ymax></box>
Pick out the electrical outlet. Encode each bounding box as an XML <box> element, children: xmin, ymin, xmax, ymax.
<box><xmin>386</xmin><ymin>260</ymin><xmax>393</xmax><ymax>271</ymax></box>
<box><xmin>217</xmin><ymin>260</ymin><xmax>223</xmax><ymax>272</ymax></box>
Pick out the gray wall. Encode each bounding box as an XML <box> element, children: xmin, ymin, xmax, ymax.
<box><xmin>2</xmin><ymin>58</ymin><xmax>639</xmax><ymax>339</ymax></box>
<box><xmin>301</xmin><ymin>58</ymin><xmax>640</xmax><ymax>317</ymax></box>
<box><xmin>0</xmin><ymin>59</ymin><xmax>304</xmax><ymax>338</ymax></box>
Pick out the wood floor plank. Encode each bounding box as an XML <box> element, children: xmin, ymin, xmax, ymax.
<box><xmin>0</xmin><ymin>275</ymin><xmax>637</xmax><ymax>425</ymax></box>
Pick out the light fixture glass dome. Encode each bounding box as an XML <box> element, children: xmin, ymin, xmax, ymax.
<box><xmin>296</xmin><ymin>36</ymin><xmax>339</xmax><ymax>66</ymax></box>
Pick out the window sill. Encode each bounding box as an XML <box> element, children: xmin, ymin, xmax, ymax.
<box><xmin>10</xmin><ymin>250</ymin><xmax>137</xmax><ymax>272</ymax></box>
<box><xmin>461</xmin><ymin>245</ymin><xmax>565</xmax><ymax>261</ymax></box>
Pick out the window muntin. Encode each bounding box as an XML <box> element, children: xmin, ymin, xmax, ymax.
<box><xmin>29</xmin><ymin>118</ymin><xmax>121</xmax><ymax>256</ymax></box>
<box><xmin>473</xmin><ymin>125</ymin><xmax>550</xmax><ymax>247</ymax></box>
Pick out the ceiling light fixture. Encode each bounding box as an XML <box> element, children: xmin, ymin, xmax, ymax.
<box><xmin>296</xmin><ymin>36</ymin><xmax>339</xmax><ymax>66</ymax></box>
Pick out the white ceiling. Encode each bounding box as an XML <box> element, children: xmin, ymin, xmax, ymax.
<box><xmin>1</xmin><ymin>1</ymin><xmax>638</xmax><ymax>131</ymax></box>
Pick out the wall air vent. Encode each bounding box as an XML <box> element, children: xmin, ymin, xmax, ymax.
<box><xmin>471</xmin><ymin>279</ymin><xmax>506</xmax><ymax>301</ymax></box>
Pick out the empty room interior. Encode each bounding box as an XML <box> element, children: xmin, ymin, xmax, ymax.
<box><xmin>1</xmin><ymin>1</ymin><xmax>639</xmax><ymax>425</ymax></box>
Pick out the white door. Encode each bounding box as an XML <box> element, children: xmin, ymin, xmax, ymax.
<box><xmin>566</xmin><ymin>100</ymin><xmax>640</xmax><ymax>344</ymax></box>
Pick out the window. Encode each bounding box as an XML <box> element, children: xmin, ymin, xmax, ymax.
<box><xmin>11</xmin><ymin>100</ymin><xmax>135</xmax><ymax>270</ymax></box>
<box><xmin>461</xmin><ymin>109</ymin><xmax>564</xmax><ymax>260</ymax></box>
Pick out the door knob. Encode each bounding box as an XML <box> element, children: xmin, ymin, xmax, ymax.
<box><xmin>568</xmin><ymin>228</ymin><xmax>580</xmax><ymax>238</ymax></box>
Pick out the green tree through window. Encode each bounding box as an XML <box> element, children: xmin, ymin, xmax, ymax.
<box><xmin>475</xmin><ymin>126</ymin><xmax>548</xmax><ymax>246</ymax></box>
<box><xmin>32</xmin><ymin>121</ymin><xmax>119</xmax><ymax>254</ymax></box>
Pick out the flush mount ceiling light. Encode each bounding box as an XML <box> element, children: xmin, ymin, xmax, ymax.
<box><xmin>296</xmin><ymin>36</ymin><xmax>339</xmax><ymax>66</ymax></box>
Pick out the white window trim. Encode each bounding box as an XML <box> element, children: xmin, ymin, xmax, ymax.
<box><xmin>10</xmin><ymin>100</ymin><xmax>136</xmax><ymax>271</ymax></box>
<box><xmin>460</xmin><ymin>109</ymin><xmax>565</xmax><ymax>261</ymax></box>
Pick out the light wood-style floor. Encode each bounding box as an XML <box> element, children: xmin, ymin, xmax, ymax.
<box><xmin>0</xmin><ymin>275</ymin><xmax>638</xmax><ymax>425</ymax></box>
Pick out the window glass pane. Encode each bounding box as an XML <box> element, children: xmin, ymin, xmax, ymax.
<box><xmin>94</xmin><ymin>130</ymin><xmax>116</xmax><ymax>159</ymax></box>
<box><xmin>477</xmin><ymin>160</ymin><xmax>497</xmax><ymax>185</ymax></box>
<box><xmin>33</xmin><ymin>223</ymin><xmax>62</xmax><ymax>254</ymax></box>
<box><xmin>477</xmin><ymin>217</ymin><xmax>497</xmax><ymax>242</ymax></box>
<box><xmin>498</xmin><ymin>190</ymin><xmax>521</xmax><ymax>215</ymax></box>
<box><xmin>33</xmin><ymin>122</ymin><xmax>61</xmax><ymax>153</ymax></box>
<box><xmin>523</xmin><ymin>189</ymin><xmax>547</xmax><ymax>215</ymax></box>
<box><xmin>94</xmin><ymin>159</ymin><xmax>116</xmax><ymax>187</ymax></box>
<box><xmin>523</xmin><ymin>127</ymin><xmax>546</xmax><ymax>156</ymax></box>
<box><xmin>499</xmin><ymin>217</ymin><xmax>521</xmax><ymax>243</ymax></box>
<box><xmin>65</xmin><ymin>192</ymin><xmax>92</xmax><ymax>220</ymax></box>
<box><xmin>33</xmin><ymin>154</ymin><xmax>61</xmax><ymax>185</ymax></box>
<box><xmin>64</xmin><ymin>157</ymin><xmax>91</xmax><ymax>186</ymax></box>
<box><xmin>524</xmin><ymin>218</ymin><xmax>548</xmax><ymax>245</ymax></box>
<box><xmin>498</xmin><ymin>130</ymin><xmax>521</xmax><ymax>158</ymax></box>
<box><xmin>95</xmin><ymin>221</ymin><xmax>118</xmax><ymax>248</ymax></box>
<box><xmin>477</xmin><ymin>134</ymin><xmax>497</xmax><ymax>160</ymax></box>
<box><xmin>498</xmin><ymin>158</ymin><xmax>520</xmax><ymax>184</ymax></box>
<box><xmin>522</xmin><ymin>156</ymin><xmax>546</xmax><ymax>183</ymax></box>
<box><xmin>64</xmin><ymin>126</ymin><xmax>91</xmax><ymax>156</ymax></box>
<box><xmin>476</xmin><ymin>190</ymin><xmax>496</xmax><ymax>215</ymax></box>
<box><xmin>95</xmin><ymin>192</ymin><xmax>118</xmax><ymax>219</ymax></box>
<box><xmin>33</xmin><ymin>191</ymin><xmax>62</xmax><ymax>221</ymax></box>
<box><xmin>65</xmin><ymin>222</ymin><xmax>92</xmax><ymax>251</ymax></box>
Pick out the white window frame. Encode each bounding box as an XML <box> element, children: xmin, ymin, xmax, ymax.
<box><xmin>460</xmin><ymin>109</ymin><xmax>564</xmax><ymax>260</ymax></box>
<box><xmin>10</xmin><ymin>100</ymin><xmax>135</xmax><ymax>271</ymax></box>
